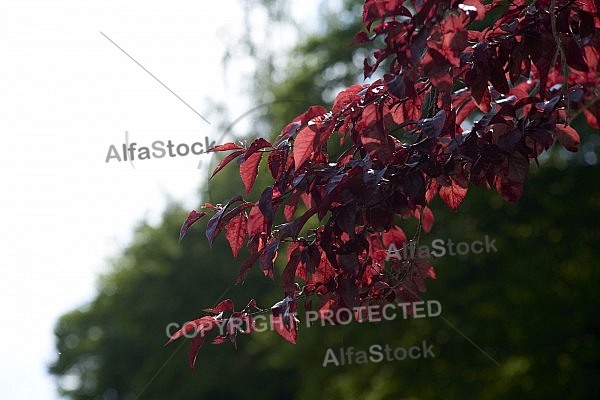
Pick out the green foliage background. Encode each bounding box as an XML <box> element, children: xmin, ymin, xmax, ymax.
<box><xmin>50</xmin><ymin>1</ymin><xmax>600</xmax><ymax>398</ymax></box>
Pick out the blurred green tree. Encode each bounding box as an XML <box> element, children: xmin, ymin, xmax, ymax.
<box><xmin>50</xmin><ymin>0</ymin><xmax>600</xmax><ymax>398</ymax></box>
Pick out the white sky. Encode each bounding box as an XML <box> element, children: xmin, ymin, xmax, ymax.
<box><xmin>0</xmin><ymin>1</ymin><xmax>317</xmax><ymax>398</ymax></box>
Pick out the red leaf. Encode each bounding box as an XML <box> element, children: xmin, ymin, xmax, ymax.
<box><xmin>293</xmin><ymin>126</ymin><xmax>317</xmax><ymax>170</ymax></box>
<box><xmin>439</xmin><ymin>181</ymin><xmax>468</xmax><ymax>210</ymax></box>
<box><xmin>210</xmin><ymin>150</ymin><xmax>245</xmax><ymax>179</ymax></box>
<box><xmin>416</xmin><ymin>206</ymin><xmax>434</xmax><ymax>233</ymax></box>
<box><xmin>300</xmin><ymin>192</ymin><xmax>312</xmax><ymax>209</ymax></box>
<box><xmin>438</xmin><ymin>15</ymin><xmax>468</xmax><ymax>67</ymax></box>
<box><xmin>247</xmin><ymin>205</ymin><xmax>268</xmax><ymax>237</ymax></box>
<box><xmin>332</xmin><ymin>84</ymin><xmax>364</xmax><ymax>114</ymax></box>
<box><xmin>179</xmin><ymin>210</ymin><xmax>207</xmax><ymax>243</ymax></box>
<box><xmin>203</xmin><ymin>299</ymin><xmax>235</xmax><ymax>315</ymax></box>
<box><xmin>300</xmin><ymin>106</ymin><xmax>328</xmax><ymax>123</ymax></box>
<box><xmin>211</xmin><ymin>335</ymin><xmax>227</xmax><ymax>345</ymax></box>
<box><xmin>164</xmin><ymin>316</ymin><xmax>218</xmax><ymax>346</ymax></box>
<box><xmin>425</xmin><ymin>179</ymin><xmax>440</xmax><ymax>204</ymax></box>
<box><xmin>554</xmin><ymin>125</ymin><xmax>580</xmax><ymax>152</ymax></box>
<box><xmin>362</xmin><ymin>0</ymin><xmax>411</xmax><ymax>29</ymax></box>
<box><xmin>279</xmin><ymin>106</ymin><xmax>328</xmax><ymax>141</ymax></box>
<box><xmin>244</xmin><ymin>138</ymin><xmax>272</xmax><ymax>159</ymax></box>
<box><xmin>359</xmin><ymin>104</ymin><xmax>394</xmax><ymax>163</ymax></box>
<box><xmin>207</xmin><ymin>142</ymin><xmax>244</xmax><ymax>152</ymax></box>
<box><xmin>187</xmin><ymin>323</ymin><xmax>216</xmax><ymax>372</ymax></box>
<box><xmin>240</xmin><ymin>152</ymin><xmax>263</xmax><ymax>194</ymax></box>
<box><xmin>454</xmin><ymin>92</ymin><xmax>478</xmax><ymax>127</ymax></box>
<box><xmin>382</xmin><ymin>226</ymin><xmax>407</xmax><ymax>248</ymax></box>
<box><xmin>225</xmin><ymin>214</ymin><xmax>248</xmax><ymax>259</ymax></box>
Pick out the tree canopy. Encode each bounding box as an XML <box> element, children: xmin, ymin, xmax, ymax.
<box><xmin>171</xmin><ymin>0</ymin><xmax>600</xmax><ymax>367</ymax></box>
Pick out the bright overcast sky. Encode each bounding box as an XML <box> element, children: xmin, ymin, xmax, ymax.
<box><xmin>0</xmin><ymin>1</ymin><xmax>318</xmax><ymax>398</ymax></box>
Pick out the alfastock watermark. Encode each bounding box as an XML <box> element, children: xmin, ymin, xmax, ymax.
<box><xmin>322</xmin><ymin>341</ymin><xmax>435</xmax><ymax>367</ymax></box>
<box><xmin>105</xmin><ymin>133</ymin><xmax>216</xmax><ymax>164</ymax></box>
<box><xmin>386</xmin><ymin>235</ymin><xmax>498</xmax><ymax>261</ymax></box>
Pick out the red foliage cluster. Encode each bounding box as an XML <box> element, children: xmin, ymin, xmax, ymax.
<box><xmin>168</xmin><ymin>0</ymin><xmax>600</xmax><ymax>370</ymax></box>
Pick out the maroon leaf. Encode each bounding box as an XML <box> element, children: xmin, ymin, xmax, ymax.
<box><xmin>566</xmin><ymin>38</ymin><xmax>589</xmax><ymax>72</ymax></box>
<box><xmin>507</xmin><ymin>151</ymin><xmax>530</xmax><ymax>182</ymax></box>
<box><xmin>509</xmin><ymin>42</ymin><xmax>526</xmax><ymax>85</ymax></box>
<box><xmin>489</xmin><ymin>62</ymin><xmax>510</xmax><ymax>95</ymax></box>
<box><xmin>271</xmin><ymin>296</ymin><xmax>299</xmax><ymax>344</ymax></box>
<box><xmin>525</xmin><ymin>32</ymin><xmax>555</xmax><ymax>98</ymax></box>
<box><xmin>554</xmin><ymin>124</ymin><xmax>580</xmax><ymax>152</ymax></box>
<box><xmin>205</xmin><ymin>196</ymin><xmax>244</xmax><ymax>247</ymax></box>
<box><xmin>236</xmin><ymin>253</ymin><xmax>260</xmax><ymax>284</ymax></box>
<box><xmin>268</xmin><ymin>148</ymin><xmax>287</xmax><ymax>179</ymax></box>
<box><xmin>496</xmin><ymin>178</ymin><xmax>524</xmax><ymax>202</ymax></box>
<box><xmin>352</xmin><ymin>31</ymin><xmax>373</xmax><ymax>46</ymax></box>
<box><xmin>258</xmin><ymin>186</ymin><xmax>274</xmax><ymax>223</ymax></box>
<box><xmin>408</xmin><ymin>258</ymin><xmax>436</xmax><ymax>292</ymax></box>
<box><xmin>284</xmin><ymin>190</ymin><xmax>301</xmax><ymax>222</ymax></box>
<box><xmin>259</xmin><ymin>238</ymin><xmax>281</xmax><ymax>278</ymax></box>
<box><xmin>301</xmin><ymin>244</ymin><xmax>321</xmax><ymax>275</ymax></box>
<box><xmin>179</xmin><ymin>210</ymin><xmax>207</xmax><ymax>243</ymax></box>
<box><xmin>419</xmin><ymin>110</ymin><xmax>446</xmax><ymax>138</ymax></box>
<box><xmin>282</xmin><ymin>245</ymin><xmax>301</xmax><ymax>296</ymax></box>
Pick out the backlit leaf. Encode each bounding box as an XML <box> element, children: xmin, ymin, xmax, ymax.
<box><xmin>179</xmin><ymin>210</ymin><xmax>207</xmax><ymax>243</ymax></box>
<box><xmin>225</xmin><ymin>214</ymin><xmax>248</xmax><ymax>259</ymax></box>
<box><xmin>439</xmin><ymin>181</ymin><xmax>468</xmax><ymax>210</ymax></box>
<box><xmin>554</xmin><ymin>124</ymin><xmax>580</xmax><ymax>152</ymax></box>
